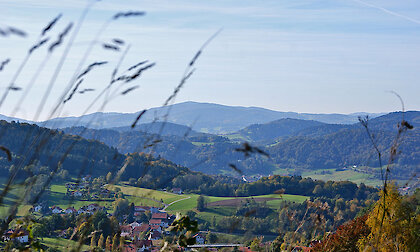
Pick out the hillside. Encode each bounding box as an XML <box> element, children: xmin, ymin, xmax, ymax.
<box><xmin>59</xmin><ymin>112</ymin><xmax>420</xmax><ymax>181</ymax></box>
<box><xmin>0</xmin><ymin>120</ymin><xmax>240</xmax><ymax>192</ymax></box>
<box><xmin>229</xmin><ymin>118</ymin><xmax>326</xmax><ymax>143</ymax></box>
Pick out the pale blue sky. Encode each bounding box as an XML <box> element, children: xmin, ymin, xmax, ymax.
<box><xmin>0</xmin><ymin>0</ymin><xmax>420</xmax><ymax>120</ymax></box>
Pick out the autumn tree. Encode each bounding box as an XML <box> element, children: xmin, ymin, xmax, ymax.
<box><xmin>358</xmin><ymin>185</ymin><xmax>419</xmax><ymax>251</ymax></box>
<box><xmin>312</xmin><ymin>214</ymin><xmax>370</xmax><ymax>251</ymax></box>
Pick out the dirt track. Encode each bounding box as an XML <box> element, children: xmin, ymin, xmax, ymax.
<box><xmin>207</xmin><ymin>197</ymin><xmax>280</xmax><ymax>207</ymax></box>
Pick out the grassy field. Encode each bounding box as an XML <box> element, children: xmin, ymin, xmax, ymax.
<box><xmin>301</xmin><ymin>168</ymin><xmax>383</xmax><ymax>187</ymax></box>
<box><xmin>165</xmin><ymin>191</ymin><xmax>309</xmax><ymax>224</ymax></box>
<box><xmin>48</xmin><ymin>184</ymin><xmax>114</xmax><ymax>210</ymax></box>
<box><xmin>222</xmin><ymin>133</ymin><xmax>249</xmax><ymax>142</ymax></box>
<box><xmin>109</xmin><ymin>184</ymin><xmax>185</xmax><ymax>205</ymax></box>
<box><xmin>0</xmin><ymin>180</ymin><xmax>33</xmax><ymax>218</ymax></box>
<box><xmin>41</xmin><ymin>237</ymin><xmax>90</xmax><ymax>251</ymax></box>
<box><xmin>273</xmin><ymin>166</ymin><xmax>385</xmax><ymax>187</ymax></box>
<box><xmin>191</xmin><ymin>142</ymin><xmax>214</xmax><ymax>146</ymax></box>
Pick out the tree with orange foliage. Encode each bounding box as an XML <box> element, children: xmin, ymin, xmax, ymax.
<box><xmin>312</xmin><ymin>214</ymin><xmax>370</xmax><ymax>251</ymax></box>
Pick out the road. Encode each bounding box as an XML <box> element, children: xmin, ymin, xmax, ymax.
<box><xmin>163</xmin><ymin>196</ymin><xmax>191</xmax><ymax>211</ymax></box>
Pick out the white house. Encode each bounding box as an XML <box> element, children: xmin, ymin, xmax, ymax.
<box><xmin>65</xmin><ymin>207</ymin><xmax>77</xmax><ymax>214</ymax></box>
<box><xmin>15</xmin><ymin>232</ymin><xmax>29</xmax><ymax>243</ymax></box>
<box><xmin>73</xmin><ymin>191</ymin><xmax>83</xmax><ymax>197</ymax></box>
<box><xmin>129</xmin><ymin>221</ymin><xmax>141</xmax><ymax>228</ymax></box>
<box><xmin>77</xmin><ymin>207</ymin><xmax>87</xmax><ymax>215</ymax></box>
<box><xmin>172</xmin><ymin>188</ymin><xmax>183</xmax><ymax>194</ymax></box>
<box><xmin>87</xmin><ymin>204</ymin><xmax>100</xmax><ymax>211</ymax></box>
<box><xmin>33</xmin><ymin>205</ymin><xmax>42</xmax><ymax>212</ymax></box>
<box><xmin>5</xmin><ymin>230</ymin><xmax>29</xmax><ymax>243</ymax></box>
<box><xmin>194</xmin><ymin>233</ymin><xmax>205</xmax><ymax>245</ymax></box>
<box><xmin>50</xmin><ymin>206</ymin><xmax>62</xmax><ymax>214</ymax></box>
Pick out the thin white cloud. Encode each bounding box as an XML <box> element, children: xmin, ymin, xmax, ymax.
<box><xmin>352</xmin><ymin>0</ymin><xmax>420</xmax><ymax>25</ymax></box>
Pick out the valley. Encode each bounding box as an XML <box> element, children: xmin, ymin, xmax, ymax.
<box><xmin>0</xmin><ymin>104</ymin><xmax>417</xmax><ymax>250</ymax></box>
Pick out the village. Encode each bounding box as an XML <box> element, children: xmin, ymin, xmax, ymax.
<box><xmin>1</xmin><ymin>175</ymin><xmax>207</xmax><ymax>251</ymax></box>
<box><xmin>3</xmin><ymin>201</ymin><xmax>208</xmax><ymax>251</ymax></box>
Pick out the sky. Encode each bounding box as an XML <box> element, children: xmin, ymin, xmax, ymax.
<box><xmin>0</xmin><ymin>0</ymin><xmax>420</xmax><ymax>121</ymax></box>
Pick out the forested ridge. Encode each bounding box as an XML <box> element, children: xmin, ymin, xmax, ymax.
<box><xmin>0</xmin><ymin>120</ymin><xmax>379</xmax><ymax>201</ymax></box>
<box><xmin>60</xmin><ymin>111</ymin><xmax>420</xmax><ymax>178</ymax></box>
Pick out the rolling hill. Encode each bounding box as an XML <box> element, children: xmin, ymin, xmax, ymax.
<box><xmin>59</xmin><ymin>111</ymin><xmax>420</xmax><ymax>180</ymax></box>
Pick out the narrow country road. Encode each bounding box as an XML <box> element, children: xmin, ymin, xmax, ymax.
<box><xmin>163</xmin><ymin>196</ymin><xmax>191</xmax><ymax>211</ymax></box>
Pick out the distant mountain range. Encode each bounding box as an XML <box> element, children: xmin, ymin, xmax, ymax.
<box><xmin>60</xmin><ymin>111</ymin><xmax>420</xmax><ymax>178</ymax></box>
<box><xmin>0</xmin><ymin>101</ymin><xmax>386</xmax><ymax>134</ymax></box>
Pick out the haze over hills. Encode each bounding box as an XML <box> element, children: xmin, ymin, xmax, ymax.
<box><xmin>61</xmin><ymin>111</ymin><xmax>420</xmax><ymax>179</ymax></box>
<box><xmin>2</xmin><ymin>101</ymin><xmax>385</xmax><ymax>134</ymax></box>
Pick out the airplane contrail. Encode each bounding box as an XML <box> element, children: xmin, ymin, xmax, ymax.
<box><xmin>352</xmin><ymin>0</ymin><xmax>420</xmax><ymax>25</ymax></box>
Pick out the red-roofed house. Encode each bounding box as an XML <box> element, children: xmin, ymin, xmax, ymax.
<box><xmin>134</xmin><ymin>240</ymin><xmax>152</xmax><ymax>251</ymax></box>
<box><xmin>132</xmin><ymin>224</ymin><xmax>150</xmax><ymax>236</ymax></box>
<box><xmin>120</xmin><ymin>225</ymin><xmax>132</xmax><ymax>237</ymax></box>
<box><xmin>150</xmin><ymin>225</ymin><xmax>162</xmax><ymax>233</ymax></box>
<box><xmin>151</xmin><ymin>212</ymin><xmax>168</xmax><ymax>220</ymax></box>
<box><xmin>122</xmin><ymin>243</ymin><xmax>137</xmax><ymax>252</ymax></box>
<box><xmin>148</xmin><ymin>231</ymin><xmax>162</xmax><ymax>240</ymax></box>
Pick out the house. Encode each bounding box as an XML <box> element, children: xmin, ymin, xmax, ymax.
<box><xmin>193</xmin><ymin>233</ymin><xmax>206</xmax><ymax>245</ymax></box>
<box><xmin>129</xmin><ymin>221</ymin><xmax>141</xmax><ymax>228</ymax></box>
<box><xmin>152</xmin><ymin>212</ymin><xmax>168</xmax><ymax>220</ymax></box>
<box><xmin>149</xmin><ymin>218</ymin><xmax>168</xmax><ymax>228</ymax></box>
<box><xmin>122</xmin><ymin>243</ymin><xmax>137</xmax><ymax>252</ymax></box>
<box><xmin>64</xmin><ymin>207</ymin><xmax>77</xmax><ymax>214</ymax></box>
<box><xmin>73</xmin><ymin>191</ymin><xmax>83</xmax><ymax>197</ymax></box>
<box><xmin>150</xmin><ymin>225</ymin><xmax>162</xmax><ymax>233</ymax></box>
<box><xmin>50</xmin><ymin>206</ymin><xmax>62</xmax><ymax>214</ymax></box>
<box><xmin>87</xmin><ymin>203</ymin><xmax>100</xmax><ymax>211</ymax></box>
<box><xmin>134</xmin><ymin>240</ymin><xmax>152</xmax><ymax>251</ymax></box>
<box><xmin>148</xmin><ymin>231</ymin><xmax>162</xmax><ymax>240</ymax></box>
<box><xmin>33</xmin><ymin>205</ymin><xmax>42</xmax><ymax>213</ymax></box>
<box><xmin>77</xmin><ymin>207</ymin><xmax>87</xmax><ymax>215</ymax></box>
<box><xmin>172</xmin><ymin>188</ymin><xmax>183</xmax><ymax>194</ymax></box>
<box><xmin>15</xmin><ymin>230</ymin><xmax>29</xmax><ymax>243</ymax></box>
<box><xmin>149</xmin><ymin>218</ymin><xmax>162</xmax><ymax>227</ymax></box>
<box><xmin>120</xmin><ymin>225</ymin><xmax>132</xmax><ymax>238</ymax></box>
<box><xmin>4</xmin><ymin>229</ymin><xmax>29</xmax><ymax>243</ymax></box>
<box><xmin>132</xmin><ymin>224</ymin><xmax>150</xmax><ymax>236</ymax></box>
